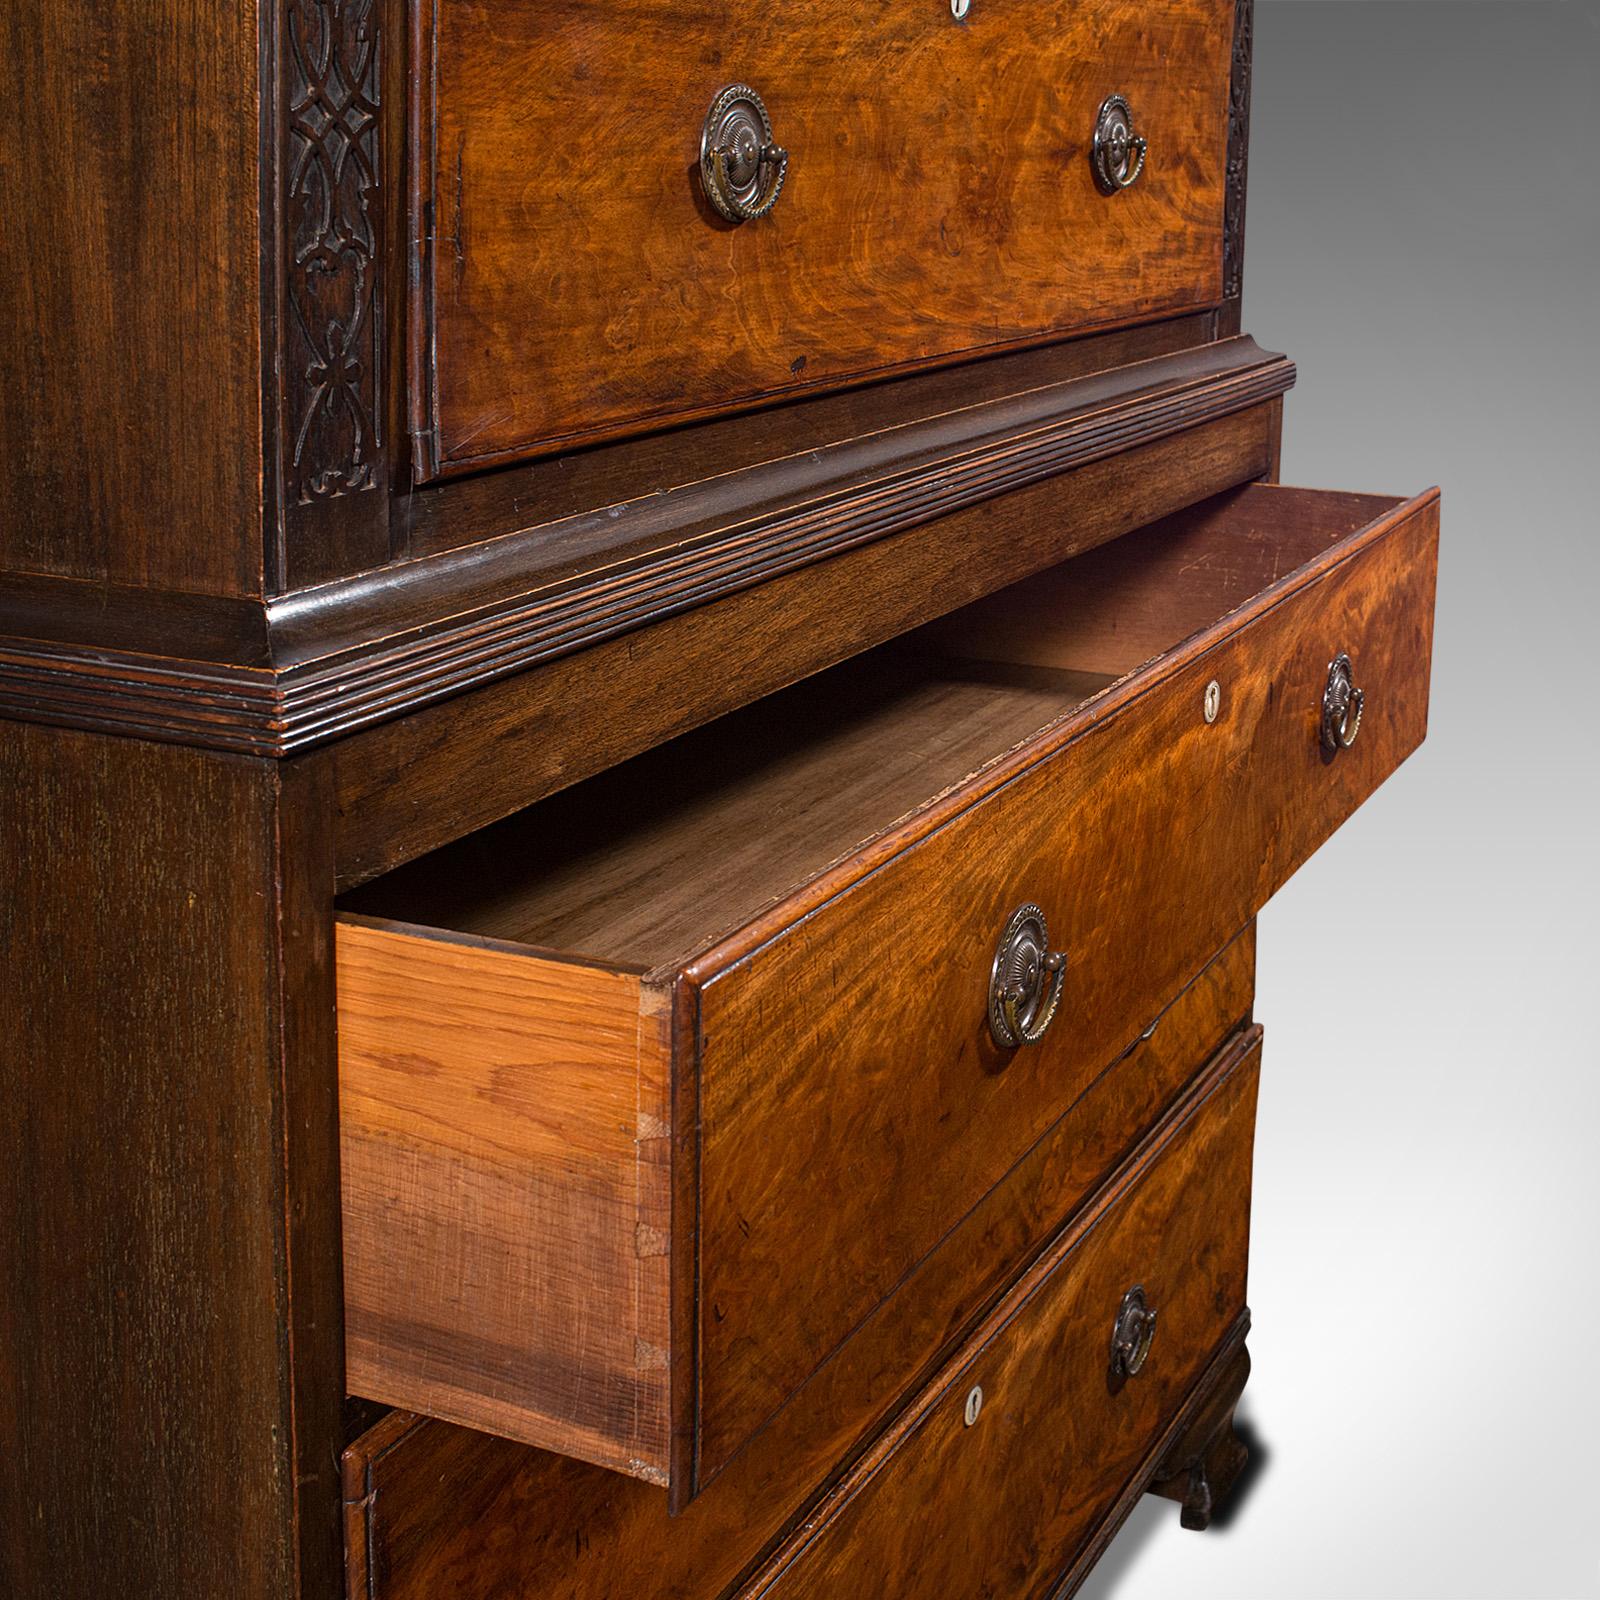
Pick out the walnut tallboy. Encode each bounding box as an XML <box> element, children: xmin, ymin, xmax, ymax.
<box><xmin>0</xmin><ymin>4</ymin><xmax>1435</xmax><ymax>1597</ymax></box>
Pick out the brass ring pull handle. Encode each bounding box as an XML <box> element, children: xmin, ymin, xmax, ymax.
<box><xmin>1321</xmin><ymin>652</ymin><xmax>1366</xmax><ymax>752</ymax></box>
<box><xmin>1091</xmin><ymin>94</ymin><xmax>1147</xmax><ymax>194</ymax></box>
<box><xmin>700</xmin><ymin>84</ymin><xmax>788</xmax><ymax>223</ymax></box>
<box><xmin>1110</xmin><ymin>1285</ymin><xmax>1158</xmax><ymax>1381</ymax></box>
<box><xmin>988</xmin><ymin>904</ymin><xmax>1067</xmax><ymax>1049</ymax></box>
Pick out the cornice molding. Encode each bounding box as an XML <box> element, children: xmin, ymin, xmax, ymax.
<box><xmin>0</xmin><ymin>338</ymin><xmax>1294</xmax><ymax>757</ymax></box>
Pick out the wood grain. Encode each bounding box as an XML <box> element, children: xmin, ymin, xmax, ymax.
<box><xmin>690</xmin><ymin>486</ymin><xmax>1435</xmax><ymax>1477</ymax></box>
<box><xmin>340</xmin><ymin>658</ymin><xmax>1117</xmax><ymax>970</ymax></box>
<box><xmin>340</xmin><ymin>935</ymin><xmax>1256</xmax><ymax>1600</ymax></box>
<box><xmin>0</xmin><ymin>342</ymin><xmax>1292</xmax><ymax>761</ymax></box>
<box><xmin>922</xmin><ymin>482</ymin><xmax>1405</xmax><ymax>678</ymax></box>
<box><xmin>331</xmin><ymin>402</ymin><xmax>1279</xmax><ymax>886</ymax></box>
<box><xmin>334</xmin><ymin>481</ymin><xmax>1436</xmax><ymax>1491</ymax></box>
<box><xmin>0</xmin><ymin>726</ymin><xmax>341</xmax><ymax>1600</ymax></box>
<box><xmin>414</xmin><ymin>0</ymin><xmax>1235</xmax><ymax>474</ymax></box>
<box><xmin>1054</xmin><ymin>1320</ymin><xmax>1252</xmax><ymax>1593</ymax></box>
<box><xmin>1148</xmin><ymin>1341</ymin><xmax>1252</xmax><ymax>1530</ymax></box>
<box><xmin>0</xmin><ymin>0</ymin><xmax>265</xmax><ymax>595</ymax></box>
<box><xmin>343</xmin><ymin>469</ymin><xmax>1423</xmax><ymax>967</ymax></box>
<box><xmin>338</xmin><ymin>920</ymin><xmax>673</xmax><ymax>1481</ymax></box>
<box><xmin>0</xmin><ymin>2</ymin><xmax>1324</xmax><ymax>1590</ymax></box>
<box><xmin>396</xmin><ymin>316</ymin><xmax>1221</xmax><ymax>565</ymax></box>
<box><xmin>740</xmin><ymin>1034</ymin><xmax>1260</xmax><ymax>1600</ymax></box>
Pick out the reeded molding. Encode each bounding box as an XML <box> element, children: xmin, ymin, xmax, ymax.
<box><xmin>0</xmin><ymin>338</ymin><xmax>1294</xmax><ymax>757</ymax></box>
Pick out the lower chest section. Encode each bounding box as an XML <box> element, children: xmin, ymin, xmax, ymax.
<box><xmin>337</xmin><ymin>474</ymin><xmax>1436</xmax><ymax>1597</ymax></box>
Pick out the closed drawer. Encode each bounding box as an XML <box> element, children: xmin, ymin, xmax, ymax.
<box><xmin>741</xmin><ymin>1028</ymin><xmax>1260</xmax><ymax>1600</ymax></box>
<box><xmin>411</xmin><ymin>0</ymin><xmax>1237</xmax><ymax>477</ymax></box>
<box><xmin>337</xmin><ymin>480</ymin><xmax>1438</xmax><ymax>1499</ymax></box>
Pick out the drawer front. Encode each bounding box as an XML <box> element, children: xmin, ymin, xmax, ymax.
<box><xmin>340</xmin><ymin>933</ymin><xmax>1256</xmax><ymax>1600</ymax></box>
<box><xmin>413</xmin><ymin>0</ymin><xmax>1234</xmax><ymax>477</ymax></box>
<box><xmin>694</xmin><ymin>491</ymin><xmax>1437</xmax><ymax>1480</ymax></box>
<box><xmin>741</xmin><ymin>1032</ymin><xmax>1260</xmax><ymax>1600</ymax></box>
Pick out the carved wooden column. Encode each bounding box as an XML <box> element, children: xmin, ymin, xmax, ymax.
<box><xmin>275</xmin><ymin>0</ymin><xmax>392</xmax><ymax>587</ymax></box>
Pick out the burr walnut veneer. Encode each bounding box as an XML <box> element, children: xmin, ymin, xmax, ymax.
<box><xmin>0</xmin><ymin>3</ymin><xmax>1436</xmax><ymax>1597</ymax></box>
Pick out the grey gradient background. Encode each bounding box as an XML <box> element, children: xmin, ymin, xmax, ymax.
<box><xmin>1081</xmin><ymin>4</ymin><xmax>1600</xmax><ymax>1597</ymax></box>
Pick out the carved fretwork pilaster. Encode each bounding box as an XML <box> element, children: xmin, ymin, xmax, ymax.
<box><xmin>276</xmin><ymin>0</ymin><xmax>389</xmax><ymax>588</ymax></box>
<box><xmin>285</xmin><ymin>0</ymin><xmax>380</xmax><ymax>503</ymax></box>
<box><xmin>1222</xmin><ymin>0</ymin><xmax>1254</xmax><ymax>301</ymax></box>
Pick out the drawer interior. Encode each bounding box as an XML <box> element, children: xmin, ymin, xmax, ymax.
<box><xmin>340</xmin><ymin>650</ymin><xmax>1112</xmax><ymax>968</ymax></box>
<box><xmin>340</xmin><ymin>483</ymin><xmax>1404</xmax><ymax>966</ymax></box>
<box><xmin>336</xmin><ymin>477</ymin><xmax>1431</xmax><ymax>1489</ymax></box>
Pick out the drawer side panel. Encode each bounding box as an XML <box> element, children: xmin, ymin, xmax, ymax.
<box><xmin>340</xmin><ymin>929</ymin><xmax>1256</xmax><ymax>1600</ymax></box>
<box><xmin>338</xmin><ymin>921</ymin><xmax>671</xmax><ymax>1480</ymax></box>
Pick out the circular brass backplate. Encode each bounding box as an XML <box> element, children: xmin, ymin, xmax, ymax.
<box><xmin>988</xmin><ymin>902</ymin><xmax>1065</xmax><ymax>1049</ymax></box>
<box><xmin>1091</xmin><ymin>93</ymin><xmax>1147</xmax><ymax>194</ymax></box>
<box><xmin>700</xmin><ymin>84</ymin><xmax>783</xmax><ymax>223</ymax></box>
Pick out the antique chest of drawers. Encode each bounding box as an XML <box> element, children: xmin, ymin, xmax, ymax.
<box><xmin>0</xmin><ymin>2</ymin><xmax>1436</xmax><ymax>1597</ymax></box>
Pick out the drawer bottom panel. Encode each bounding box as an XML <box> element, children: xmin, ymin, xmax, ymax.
<box><xmin>741</xmin><ymin>1028</ymin><xmax>1262</xmax><ymax>1600</ymax></box>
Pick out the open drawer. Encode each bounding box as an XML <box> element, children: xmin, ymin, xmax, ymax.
<box><xmin>336</xmin><ymin>481</ymin><xmax>1438</xmax><ymax>1502</ymax></box>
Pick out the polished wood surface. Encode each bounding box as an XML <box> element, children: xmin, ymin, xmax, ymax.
<box><xmin>396</xmin><ymin>317</ymin><xmax>1227</xmax><ymax>564</ymax></box>
<box><xmin>341</xmin><ymin>933</ymin><xmax>1255</xmax><ymax>1600</ymax></box>
<box><xmin>0</xmin><ymin>318</ymin><xmax>1235</xmax><ymax>658</ymax></box>
<box><xmin>0</xmin><ymin>340</ymin><xmax>1291</xmax><ymax>764</ymax></box>
<box><xmin>336</xmin><ymin>479</ymin><xmax>1436</xmax><ymax>1490</ymax></box>
<box><xmin>338</xmin><ymin>924</ymin><xmax>674</xmax><ymax>1481</ymax></box>
<box><xmin>739</xmin><ymin>1031</ymin><xmax>1261</xmax><ymax>1598</ymax></box>
<box><xmin>692</xmin><ymin>485</ymin><xmax>1436</xmax><ymax>1479</ymax></box>
<box><xmin>331</xmin><ymin>401</ymin><xmax>1279</xmax><ymax>887</ymax></box>
<box><xmin>0</xmin><ymin>0</ymin><xmax>1434</xmax><ymax>1592</ymax></box>
<box><xmin>0</xmin><ymin>726</ymin><xmax>343</xmax><ymax>1600</ymax></box>
<box><xmin>0</xmin><ymin>0</ymin><xmax>266</xmax><ymax>595</ymax></box>
<box><xmin>413</xmin><ymin>0</ymin><xmax>1234</xmax><ymax>475</ymax></box>
<box><xmin>1149</xmin><ymin>1341</ymin><xmax>1253</xmax><ymax>1531</ymax></box>
<box><xmin>1055</xmin><ymin>1325</ymin><xmax>1252</xmax><ymax>1593</ymax></box>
